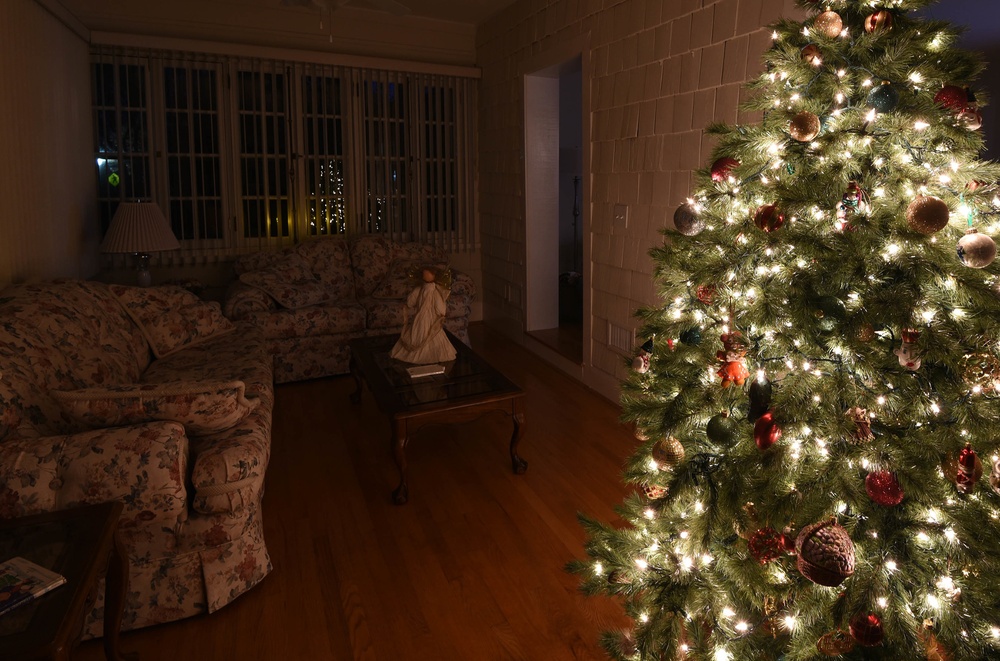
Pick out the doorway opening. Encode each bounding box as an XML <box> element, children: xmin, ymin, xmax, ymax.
<box><xmin>524</xmin><ymin>56</ymin><xmax>583</xmax><ymax>364</ymax></box>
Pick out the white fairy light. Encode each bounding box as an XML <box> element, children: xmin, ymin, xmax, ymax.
<box><xmin>885</xmin><ymin>559</ymin><xmax>898</xmax><ymax>572</ymax></box>
<box><xmin>866</xmin><ymin>108</ymin><xmax>877</xmax><ymax>123</ymax></box>
<box><xmin>644</xmin><ymin>508</ymin><xmax>656</xmax><ymax>520</ymax></box>
<box><xmin>915</xmin><ymin>120</ymin><xmax>930</xmax><ymax>131</ymax></box>
<box><xmin>927</xmin><ymin>594</ymin><xmax>941</xmax><ymax>609</ymax></box>
<box><xmin>784</xmin><ymin>615</ymin><xmax>797</xmax><ymax>630</ymax></box>
<box><xmin>722</xmin><ymin>607</ymin><xmax>735</xmax><ymax>618</ymax></box>
<box><xmin>735</xmin><ymin>621</ymin><xmax>749</xmax><ymax>633</ymax></box>
<box><xmin>910</xmin><ymin>71</ymin><xmax>924</xmax><ymax>84</ymax></box>
<box><xmin>878</xmin><ymin>597</ymin><xmax>888</xmax><ymax>608</ymax></box>
<box><xmin>714</xmin><ymin>648</ymin><xmax>732</xmax><ymax>661</ymax></box>
<box><xmin>635</xmin><ymin>557</ymin><xmax>648</xmax><ymax>570</ymax></box>
<box><xmin>640</xmin><ymin>612</ymin><xmax>649</xmax><ymax>623</ymax></box>
<box><xmin>594</xmin><ymin>562</ymin><xmax>603</xmax><ymax>575</ymax></box>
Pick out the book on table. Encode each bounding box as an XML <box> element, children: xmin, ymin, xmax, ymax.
<box><xmin>0</xmin><ymin>556</ymin><xmax>67</xmax><ymax>616</ymax></box>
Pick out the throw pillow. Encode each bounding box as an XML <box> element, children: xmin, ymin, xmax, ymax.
<box><xmin>239</xmin><ymin>254</ymin><xmax>332</xmax><ymax>309</ymax></box>
<box><xmin>110</xmin><ymin>285</ymin><xmax>235</xmax><ymax>359</ymax></box>
<box><xmin>371</xmin><ymin>260</ymin><xmax>450</xmax><ymax>300</ymax></box>
<box><xmin>52</xmin><ymin>380</ymin><xmax>259</xmax><ymax>435</ymax></box>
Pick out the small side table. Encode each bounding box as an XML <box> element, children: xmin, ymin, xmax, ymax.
<box><xmin>0</xmin><ymin>502</ymin><xmax>135</xmax><ymax>661</ymax></box>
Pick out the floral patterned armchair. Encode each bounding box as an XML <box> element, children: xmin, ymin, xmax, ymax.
<box><xmin>0</xmin><ymin>280</ymin><xmax>272</xmax><ymax>636</ymax></box>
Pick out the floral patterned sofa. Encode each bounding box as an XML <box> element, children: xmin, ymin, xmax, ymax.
<box><xmin>223</xmin><ymin>235</ymin><xmax>476</xmax><ymax>383</ymax></box>
<box><xmin>0</xmin><ymin>280</ymin><xmax>272</xmax><ymax>636</ymax></box>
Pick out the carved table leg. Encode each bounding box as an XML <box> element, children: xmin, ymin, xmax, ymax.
<box><xmin>391</xmin><ymin>419</ymin><xmax>409</xmax><ymax>505</ymax></box>
<box><xmin>103</xmin><ymin>530</ymin><xmax>138</xmax><ymax>661</ymax></box>
<box><xmin>510</xmin><ymin>398</ymin><xmax>528</xmax><ymax>474</ymax></box>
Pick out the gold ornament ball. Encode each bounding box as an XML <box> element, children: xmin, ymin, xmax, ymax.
<box><xmin>906</xmin><ymin>195</ymin><xmax>950</xmax><ymax>234</ymax></box>
<box><xmin>789</xmin><ymin>111</ymin><xmax>821</xmax><ymax>142</ymax></box>
<box><xmin>814</xmin><ymin>10</ymin><xmax>844</xmax><ymax>38</ymax></box>
<box><xmin>652</xmin><ymin>436</ymin><xmax>685</xmax><ymax>468</ymax></box>
<box><xmin>856</xmin><ymin>323</ymin><xmax>876</xmax><ymax>343</ymax></box>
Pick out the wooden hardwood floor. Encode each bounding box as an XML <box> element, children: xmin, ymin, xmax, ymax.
<box><xmin>76</xmin><ymin>324</ymin><xmax>633</xmax><ymax>660</ymax></box>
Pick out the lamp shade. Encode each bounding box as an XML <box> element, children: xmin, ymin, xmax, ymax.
<box><xmin>101</xmin><ymin>201</ymin><xmax>180</xmax><ymax>254</ymax></box>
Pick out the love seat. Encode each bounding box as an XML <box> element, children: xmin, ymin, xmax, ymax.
<box><xmin>223</xmin><ymin>235</ymin><xmax>476</xmax><ymax>383</ymax></box>
<box><xmin>0</xmin><ymin>280</ymin><xmax>272</xmax><ymax>636</ymax></box>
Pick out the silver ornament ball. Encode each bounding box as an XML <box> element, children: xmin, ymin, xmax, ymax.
<box><xmin>957</xmin><ymin>228</ymin><xmax>997</xmax><ymax>268</ymax></box>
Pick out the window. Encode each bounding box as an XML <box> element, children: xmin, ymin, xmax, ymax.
<box><xmin>91</xmin><ymin>48</ymin><xmax>478</xmax><ymax>262</ymax></box>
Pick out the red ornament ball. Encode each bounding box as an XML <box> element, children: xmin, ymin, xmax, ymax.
<box><xmin>864</xmin><ymin>10</ymin><xmax>893</xmax><ymax>33</ymax></box>
<box><xmin>710</xmin><ymin>157</ymin><xmax>739</xmax><ymax>182</ymax></box>
<box><xmin>789</xmin><ymin>111</ymin><xmax>821</xmax><ymax>142</ymax></box>
<box><xmin>866</xmin><ymin>471</ymin><xmax>904</xmax><ymax>506</ymax></box>
<box><xmin>849</xmin><ymin>612</ymin><xmax>884</xmax><ymax>647</ymax></box>
<box><xmin>753</xmin><ymin>411</ymin><xmax>782</xmax><ymax>450</ymax></box>
<box><xmin>795</xmin><ymin>519</ymin><xmax>854</xmax><ymax>587</ymax></box>
<box><xmin>935</xmin><ymin>85</ymin><xmax>969</xmax><ymax>112</ymax></box>
<box><xmin>906</xmin><ymin>195</ymin><xmax>950</xmax><ymax>234</ymax></box>
<box><xmin>749</xmin><ymin>527</ymin><xmax>785</xmax><ymax>564</ymax></box>
<box><xmin>754</xmin><ymin>204</ymin><xmax>785</xmax><ymax>233</ymax></box>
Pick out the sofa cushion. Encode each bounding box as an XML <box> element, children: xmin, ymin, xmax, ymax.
<box><xmin>111</xmin><ymin>285</ymin><xmax>235</xmax><ymax>359</ymax></box>
<box><xmin>294</xmin><ymin>238</ymin><xmax>355</xmax><ymax>300</ymax></box>
<box><xmin>52</xmin><ymin>381</ymin><xmax>259</xmax><ymax>435</ymax></box>
<box><xmin>241</xmin><ymin>303</ymin><xmax>366</xmax><ymax>339</ymax></box>
<box><xmin>349</xmin><ymin>235</ymin><xmax>392</xmax><ymax>298</ymax></box>
<box><xmin>371</xmin><ymin>260</ymin><xmax>450</xmax><ymax>300</ymax></box>
<box><xmin>233</xmin><ymin>246</ymin><xmax>298</xmax><ymax>276</ymax></box>
<box><xmin>239</xmin><ymin>254</ymin><xmax>332</xmax><ymax>309</ymax></box>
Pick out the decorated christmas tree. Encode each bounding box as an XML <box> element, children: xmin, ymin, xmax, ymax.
<box><xmin>570</xmin><ymin>1</ymin><xmax>1000</xmax><ymax>659</ymax></box>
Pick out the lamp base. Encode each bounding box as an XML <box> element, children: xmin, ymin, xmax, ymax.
<box><xmin>135</xmin><ymin>253</ymin><xmax>152</xmax><ymax>287</ymax></box>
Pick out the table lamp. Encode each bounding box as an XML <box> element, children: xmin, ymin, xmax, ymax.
<box><xmin>101</xmin><ymin>201</ymin><xmax>180</xmax><ymax>286</ymax></box>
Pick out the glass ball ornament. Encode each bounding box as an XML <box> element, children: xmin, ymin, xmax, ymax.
<box><xmin>813</xmin><ymin>10</ymin><xmax>843</xmax><ymax>38</ymax></box>
<box><xmin>706</xmin><ymin>411</ymin><xmax>737</xmax><ymax>446</ymax></box>
<box><xmin>789</xmin><ymin>111</ymin><xmax>821</xmax><ymax>142</ymax></box>
<box><xmin>935</xmin><ymin>84</ymin><xmax>969</xmax><ymax>111</ymax></box>
<box><xmin>866</xmin><ymin>82</ymin><xmax>899</xmax><ymax>112</ymax></box>
<box><xmin>679</xmin><ymin>327</ymin><xmax>702</xmax><ymax>345</ymax></box>
<box><xmin>673</xmin><ymin>202</ymin><xmax>704</xmax><ymax>236</ymax></box>
<box><xmin>753</xmin><ymin>411</ymin><xmax>781</xmax><ymax>450</ymax></box>
<box><xmin>652</xmin><ymin>435</ymin><xmax>685</xmax><ymax>468</ymax></box>
<box><xmin>710</xmin><ymin>156</ymin><xmax>739</xmax><ymax>182</ymax></box>
<box><xmin>864</xmin><ymin>10</ymin><xmax>893</xmax><ymax>33</ymax></box>
<box><xmin>753</xmin><ymin>204</ymin><xmax>785</xmax><ymax>232</ymax></box>
<box><xmin>957</xmin><ymin>228</ymin><xmax>996</xmax><ymax>268</ymax></box>
<box><xmin>906</xmin><ymin>195</ymin><xmax>950</xmax><ymax>234</ymax></box>
<box><xmin>849</xmin><ymin>613</ymin><xmax>884</xmax><ymax>647</ymax></box>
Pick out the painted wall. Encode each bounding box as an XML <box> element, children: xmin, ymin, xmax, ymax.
<box><xmin>477</xmin><ymin>0</ymin><xmax>805</xmax><ymax>399</ymax></box>
<box><xmin>0</xmin><ymin>0</ymin><xmax>96</xmax><ymax>287</ymax></box>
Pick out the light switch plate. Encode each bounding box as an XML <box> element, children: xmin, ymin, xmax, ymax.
<box><xmin>613</xmin><ymin>204</ymin><xmax>628</xmax><ymax>227</ymax></box>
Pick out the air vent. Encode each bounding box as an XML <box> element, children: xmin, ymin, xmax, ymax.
<box><xmin>608</xmin><ymin>321</ymin><xmax>634</xmax><ymax>356</ymax></box>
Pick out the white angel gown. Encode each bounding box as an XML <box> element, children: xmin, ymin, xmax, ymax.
<box><xmin>390</xmin><ymin>281</ymin><xmax>457</xmax><ymax>364</ymax></box>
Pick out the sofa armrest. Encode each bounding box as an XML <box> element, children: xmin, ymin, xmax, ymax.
<box><xmin>450</xmin><ymin>268</ymin><xmax>477</xmax><ymax>299</ymax></box>
<box><xmin>189</xmin><ymin>406</ymin><xmax>270</xmax><ymax>515</ymax></box>
<box><xmin>0</xmin><ymin>422</ymin><xmax>189</xmax><ymax>555</ymax></box>
<box><xmin>223</xmin><ymin>281</ymin><xmax>276</xmax><ymax>320</ymax></box>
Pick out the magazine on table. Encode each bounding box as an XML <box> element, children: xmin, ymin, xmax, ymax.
<box><xmin>0</xmin><ymin>556</ymin><xmax>67</xmax><ymax>617</ymax></box>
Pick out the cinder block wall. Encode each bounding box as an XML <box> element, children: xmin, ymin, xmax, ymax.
<box><xmin>476</xmin><ymin>0</ymin><xmax>804</xmax><ymax>399</ymax></box>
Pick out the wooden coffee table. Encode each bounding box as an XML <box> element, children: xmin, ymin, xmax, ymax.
<box><xmin>349</xmin><ymin>332</ymin><xmax>527</xmax><ymax>504</ymax></box>
<box><xmin>0</xmin><ymin>501</ymin><xmax>134</xmax><ymax>660</ymax></box>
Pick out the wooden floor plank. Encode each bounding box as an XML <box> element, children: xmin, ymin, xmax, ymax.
<box><xmin>75</xmin><ymin>324</ymin><xmax>633</xmax><ymax>660</ymax></box>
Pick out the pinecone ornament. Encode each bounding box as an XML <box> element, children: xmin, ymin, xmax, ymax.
<box><xmin>795</xmin><ymin>519</ymin><xmax>855</xmax><ymax>587</ymax></box>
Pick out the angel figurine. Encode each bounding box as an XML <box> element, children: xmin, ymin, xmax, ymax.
<box><xmin>391</xmin><ymin>266</ymin><xmax>457</xmax><ymax>365</ymax></box>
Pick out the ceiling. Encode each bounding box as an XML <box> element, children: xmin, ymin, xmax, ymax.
<box><xmin>59</xmin><ymin>0</ymin><xmax>521</xmax><ymax>28</ymax></box>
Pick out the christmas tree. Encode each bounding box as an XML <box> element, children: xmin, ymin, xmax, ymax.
<box><xmin>570</xmin><ymin>1</ymin><xmax>1000</xmax><ymax>659</ymax></box>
